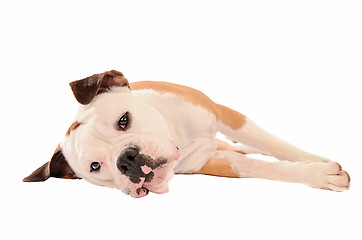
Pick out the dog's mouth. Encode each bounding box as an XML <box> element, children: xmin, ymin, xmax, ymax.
<box><xmin>127</xmin><ymin>182</ymin><xmax>169</xmax><ymax>198</ymax></box>
<box><xmin>125</xmin><ymin>164</ymin><xmax>174</xmax><ymax>198</ymax></box>
<box><xmin>135</xmin><ymin>186</ymin><xmax>150</xmax><ymax>197</ymax></box>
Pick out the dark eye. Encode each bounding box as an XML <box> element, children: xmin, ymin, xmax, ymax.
<box><xmin>90</xmin><ymin>162</ymin><xmax>101</xmax><ymax>172</ymax></box>
<box><xmin>118</xmin><ymin>112</ymin><xmax>129</xmax><ymax>130</ymax></box>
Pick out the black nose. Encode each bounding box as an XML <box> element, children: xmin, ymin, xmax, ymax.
<box><xmin>116</xmin><ymin>145</ymin><xmax>140</xmax><ymax>174</ymax></box>
<box><xmin>116</xmin><ymin>145</ymin><xmax>168</xmax><ymax>185</ymax></box>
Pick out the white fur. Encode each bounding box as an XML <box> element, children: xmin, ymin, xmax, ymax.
<box><xmin>132</xmin><ymin>89</ymin><xmax>218</xmax><ymax>173</ymax></box>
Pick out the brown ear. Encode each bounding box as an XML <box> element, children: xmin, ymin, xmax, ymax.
<box><xmin>23</xmin><ymin>146</ymin><xmax>80</xmax><ymax>182</ymax></box>
<box><xmin>69</xmin><ymin>70</ymin><xmax>130</xmax><ymax>105</ymax></box>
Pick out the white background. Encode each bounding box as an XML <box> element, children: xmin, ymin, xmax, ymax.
<box><xmin>1</xmin><ymin>1</ymin><xmax>361</xmax><ymax>239</ymax></box>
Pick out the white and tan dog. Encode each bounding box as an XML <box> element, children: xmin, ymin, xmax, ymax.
<box><xmin>24</xmin><ymin>70</ymin><xmax>350</xmax><ymax>197</ymax></box>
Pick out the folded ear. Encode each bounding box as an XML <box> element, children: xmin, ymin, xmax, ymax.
<box><xmin>23</xmin><ymin>146</ymin><xmax>80</xmax><ymax>182</ymax></box>
<box><xmin>69</xmin><ymin>70</ymin><xmax>130</xmax><ymax>105</ymax></box>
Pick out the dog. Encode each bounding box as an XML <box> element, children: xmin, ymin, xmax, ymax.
<box><xmin>23</xmin><ymin>70</ymin><xmax>350</xmax><ymax>197</ymax></box>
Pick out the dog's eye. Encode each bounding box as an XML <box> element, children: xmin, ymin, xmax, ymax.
<box><xmin>90</xmin><ymin>162</ymin><xmax>101</xmax><ymax>172</ymax></box>
<box><xmin>118</xmin><ymin>112</ymin><xmax>129</xmax><ymax>130</ymax></box>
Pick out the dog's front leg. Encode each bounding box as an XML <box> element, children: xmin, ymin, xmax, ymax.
<box><xmin>196</xmin><ymin>150</ymin><xmax>350</xmax><ymax>192</ymax></box>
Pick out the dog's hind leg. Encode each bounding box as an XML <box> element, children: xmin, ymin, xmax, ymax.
<box><xmin>215</xmin><ymin>104</ymin><xmax>330</xmax><ymax>163</ymax></box>
<box><xmin>194</xmin><ymin>150</ymin><xmax>350</xmax><ymax>192</ymax></box>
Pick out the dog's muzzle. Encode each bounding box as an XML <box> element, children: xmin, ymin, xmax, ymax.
<box><xmin>116</xmin><ymin>145</ymin><xmax>167</xmax><ymax>185</ymax></box>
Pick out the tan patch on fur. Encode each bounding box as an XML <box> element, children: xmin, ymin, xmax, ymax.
<box><xmin>66</xmin><ymin>121</ymin><xmax>81</xmax><ymax>136</ymax></box>
<box><xmin>215</xmin><ymin>104</ymin><xmax>246</xmax><ymax>130</ymax></box>
<box><xmin>131</xmin><ymin>81</ymin><xmax>216</xmax><ymax>112</ymax></box>
<box><xmin>196</xmin><ymin>158</ymin><xmax>240</xmax><ymax>178</ymax></box>
<box><xmin>130</xmin><ymin>81</ymin><xmax>246</xmax><ymax>129</ymax></box>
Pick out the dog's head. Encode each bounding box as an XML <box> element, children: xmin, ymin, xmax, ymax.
<box><xmin>24</xmin><ymin>70</ymin><xmax>180</xmax><ymax>198</ymax></box>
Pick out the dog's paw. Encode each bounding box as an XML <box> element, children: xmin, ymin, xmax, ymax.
<box><xmin>303</xmin><ymin>162</ymin><xmax>350</xmax><ymax>192</ymax></box>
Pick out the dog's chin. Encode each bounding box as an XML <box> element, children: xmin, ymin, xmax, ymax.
<box><xmin>123</xmin><ymin>174</ymin><xmax>171</xmax><ymax>198</ymax></box>
<box><xmin>127</xmin><ymin>182</ymin><xmax>169</xmax><ymax>198</ymax></box>
<box><xmin>143</xmin><ymin>181</ymin><xmax>169</xmax><ymax>194</ymax></box>
<box><xmin>130</xmin><ymin>174</ymin><xmax>172</xmax><ymax>198</ymax></box>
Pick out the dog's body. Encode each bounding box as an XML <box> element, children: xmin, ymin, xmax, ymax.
<box><xmin>24</xmin><ymin>70</ymin><xmax>350</xmax><ymax>197</ymax></box>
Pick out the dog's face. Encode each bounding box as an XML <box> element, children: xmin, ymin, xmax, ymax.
<box><xmin>24</xmin><ymin>70</ymin><xmax>180</xmax><ymax>198</ymax></box>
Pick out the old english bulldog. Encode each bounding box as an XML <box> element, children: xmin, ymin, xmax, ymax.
<box><xmin>24</xmin><ymin>70</ymin><xmax>350</xmax><ymax>197</ymax></box>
